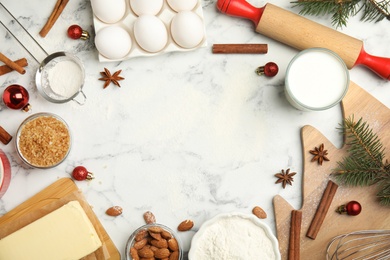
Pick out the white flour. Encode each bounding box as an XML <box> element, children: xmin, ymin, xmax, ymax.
<box><xmin>191</xmin><ymin>215</ymin><xmax>277</xmax><ymax>259</ymax></box>
<box><xmin>47</xmin><ymin>60</ymin><xmax>83</xmax><ymax>98</ymax></box>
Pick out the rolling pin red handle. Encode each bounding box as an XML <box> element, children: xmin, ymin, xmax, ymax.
<box><xmin>217</xmin><ymin>0</ymin><xmax>264</xmax><ymax>25</ymax></box>
<box><xmin>355</xmin><ymin>47</ymin><xmax>390</xmax><ymax>80</ymax></box>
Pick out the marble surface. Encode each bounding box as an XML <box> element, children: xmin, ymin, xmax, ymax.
<box><xmin>1</xmin><ymin>0</ymin><xmax>390</xmax><ymax>258</ymax></box>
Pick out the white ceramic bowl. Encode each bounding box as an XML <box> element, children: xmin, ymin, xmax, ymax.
<box><xmin>0</xmin><ymin>150</ymin><xmax>11</xmax><ymax>198</ymax></box>
<box><xmin>188</xmin><ymin>212</ymin><xmax>281</xmax><ymax>260</ymax></box>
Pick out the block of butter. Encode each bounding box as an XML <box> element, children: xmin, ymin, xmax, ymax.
<box><xmin>0</xmin><ymin>200</ymin><xmax>102</xmax><ymax>260</ymax></box>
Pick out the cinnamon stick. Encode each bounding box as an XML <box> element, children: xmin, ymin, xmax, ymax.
<box><xmin>39</xmin><ymin>0</ymin><xmax>69</xmax><ymax>37</ymax></box>
<box><xmin>306</xmin><ymin>180</ymin><xmax>338</xmax><ymax>240</ymax></box>
<box><xmin>0</xmin><ymin>126</ymin><xmax>12</xmax><ymax>145</ymax></box>
<box><xmin>0</xmin><ymin>53</ymin><xmax>25</xmax><ymax>75</ymax></box>
<box><xmin>0</xmin><ymin>58</ymin><xmax>28</xmax><ymax>76</ymax></box>
<box><xmin>288</xmin><ymin>210</ymin><xmax>302</xmax><ymax>260</ymax></box>
<box><xmin>212</xmin><ymin>44</ymin><xmax>268</xmax><ymax>54</ymax></box>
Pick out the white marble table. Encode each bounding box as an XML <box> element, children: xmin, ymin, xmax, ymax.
<box><xmin>1</xmin><ymin>0</ymin><xmax>390</xmax><ymax>258</ymax></box>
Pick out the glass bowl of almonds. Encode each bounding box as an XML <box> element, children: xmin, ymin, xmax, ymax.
<box><xmin>15</xmin><ymin>112</ymin><xmax>72</xmax><ymax>169</ymax></box>
<box><xmin>125</xmin><ymin>223</ymin><xmax>183</xmax><ymax>260</ymax></box>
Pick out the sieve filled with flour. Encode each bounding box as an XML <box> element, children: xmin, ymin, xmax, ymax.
<box><xmin>36</xmin><ymin>52</ymin><xmax>86</xmax><ymax>105</ymax></box>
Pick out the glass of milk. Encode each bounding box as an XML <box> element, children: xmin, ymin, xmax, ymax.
<box><xmin>285</xmin><ymin>48</ymin><xmax>349</xmax><ymax>111</ymax></box>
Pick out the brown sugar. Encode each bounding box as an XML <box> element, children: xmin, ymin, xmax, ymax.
<box><xmin>18</xmin><ymin>115</ymin><xmax>70</xmax><ymax>167</ymax></box>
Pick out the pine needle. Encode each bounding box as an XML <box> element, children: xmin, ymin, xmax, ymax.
<box><xmin>335</xmin><ymin>116</ymin><xmax>390</xmax><ymax>205</ymax></box>
<box><xmin>291</xmin><ymin>0</ymin><xmax>390</xmax><ymax>27</ymax></box>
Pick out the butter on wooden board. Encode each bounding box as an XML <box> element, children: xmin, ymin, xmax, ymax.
<box><xmin>0</xmin><ymin>200</ymin><xmax>102</xmax><ymax>260</ymax></box>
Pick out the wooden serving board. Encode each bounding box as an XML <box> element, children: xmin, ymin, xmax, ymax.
<box><xmin>273</xmin><ymin>81</ymin><xmax>390</xmax><ymax>259</ymax></box>
<box><xmin>0</xmin><ymin>178</ymin><xmax>120</xmax><ymax>260</ymax></box>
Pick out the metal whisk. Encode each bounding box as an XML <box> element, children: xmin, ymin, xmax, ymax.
<box><xmin>326</xmin><ymin>230</ymin><xmax>390</xmax><ymax>260</ymax></box>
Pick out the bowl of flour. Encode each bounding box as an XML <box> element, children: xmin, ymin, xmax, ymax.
<box><xmin>188</xmin><ymin>212</ymin><xmax>281</xmax><ymax>260</ymax></box>
<box><xmin>36</xmin><ymin>52</ymin><xmax>86</xmax><ymax>105</ymax></box>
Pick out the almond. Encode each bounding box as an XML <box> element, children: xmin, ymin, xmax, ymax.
<box><xmin>252</xmin><ymin>206</ymin><xmax>267</xmax><ymax>219</ymax></box>
<box><xmin>154</xmin><ymin>248</ymin><xmax>170</xmax><ymax>259</ymax></box>
<box><xmin>143</xmin><ymin>211</ymin><xmax>156</xmax><ymax>224</ymax></box>
<box><xmin>151</xmin><ymin>239</ymin><xmax>168</xmax><ymax>248</ymax></box>
<box><xmin>138</xmin><ymin>247</ymin><xmax>154</xmax><ymax>258</ymax></box>
<box><xmin>167</xmin><ymin>238</ymin><xmax>179</xmax><ymax>251</ymax></box>
<box><xmin>177</xmin><ymin>219</ymin><xmax>194</xmax><ymax>231</ymax></box>
<box><xmin>148</xmin><ymin>226</ymin><xmax>163</xmax><ymax>233</ymax></box>
<box><xmin>169</xmin><ymin>251</ymin><xmax>179</xmax><ymax>260</ymax></box>
<box><xmin>135</xmin><ymin>229</ymin><xmax>149</xmax><ymax>242</ymax></box>
<box><xmin>149</xmin><ymin>231</ymin><xmax>162</xmax><ymax>241</ymax></box>
<box><xmin>134</xmin><ymin>238</ymin><xmax>148</xmax><ymax>250</ymax></box>
<box><xmin>129</xmin><ymin>247</ymin><xmax>139</xmax><ymax>260</ymax></box>
<box><xmin>105</xmin><ymin>206</ymin><xmax>123</xmax><ymax>216</ymax></box>
<box><xmin>161</xmin><ymin>230</ymin><xmax>172</xmax><ymax>239</ymax></box>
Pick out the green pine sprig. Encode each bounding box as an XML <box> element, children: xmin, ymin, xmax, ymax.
<box><xmin>291</xmin><ymin>0</ymin><xmax>390</xmax><ymax>28</ymax></box>
<box><xmin>335</xmin><ymin>116</ymin><xmax>390</xmax><ymax>205</ymax></box>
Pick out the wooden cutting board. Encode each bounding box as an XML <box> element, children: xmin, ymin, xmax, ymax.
<box><xmin>273</xmin><ymin>81</ymin><xmax>390</xmax><ymax>259</ymax></box>
<box><xmin>0</xmin><ymin>178</ymin><xmax>120</xmax><ymax>260</ymax></box>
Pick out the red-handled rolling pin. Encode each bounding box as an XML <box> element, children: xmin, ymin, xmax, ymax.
<box><xmin>217</xmin><ymin>0</ymin><xmax>390</xmax><ymax>80</ymax></box>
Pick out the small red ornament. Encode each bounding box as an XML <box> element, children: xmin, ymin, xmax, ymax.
<box><xmin>67</xmin><ymin>25</ymin><xmax>90</xmax><ymax>40</ymax></box>
<box><xmin>72</xmin><ymin>166</ymin><xmax>94</xmax><ymax>181</ymax></box>
<box><xmin>337</xmin><ymin>201</ymin><xmax>362</xmax><ymax>216</ymax></box>
<box><xmin>2</xmin><ymin>84</ymin><xmax>31</xmax><ymax>112</ymax></box>
<box><xmin>255</xmin><ymin>62</ymin><xmax>279</xmax><ymax>77</ymax></box>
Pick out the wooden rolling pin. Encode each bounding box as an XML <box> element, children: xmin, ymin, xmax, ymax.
<box><xmin>217</xmin><ymin>0</ymin><xmax>390</xmax><ymax>80</ymax></box>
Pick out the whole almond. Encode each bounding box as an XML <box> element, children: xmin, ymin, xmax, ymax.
<box><xmin>177</xmin><ymin>219</ymin><xmax>194</xmax><ymax>231</ymax></box>
<box><xmin>143</xmin><ymin>211</ymin><xmax>156</xmax><ymax>224</ymax></box>
<box><xmin>252</xmin><ymin>206</ymin><xmax>267</xmax><ymax>219</ymax></box>
<box><xmin>154</xmin><ymin>248</ymin><xmax>170</xmax><ymax>259</ymax></box>
<box><xmin>129</xmin><ymin>247</ymin><xmax>139</xmax><ymax>260</ymax></box>
<box><xmin>161</xmin><ymin>230</ymin><xmax>172</xmax><ymax>239</ymax></box>
<box><xmin>149</xmin><ymin>231</ymin><xmax>162</xmax><ymax>241</ymax></box>
<box><xmin>105</xmin><ymin>206</ymin><xmax>123</xmax><ymax>216</ymax></box>
<box><xmin>138</xmin><ymin>247</ymin><xmax>154</xmax><ymax>258</ymax></box>
<box><xmin>134</xmin><ymin>238</ymin><xmax>148</xmax><ymax>250</ymax></box>
<box><xmin>151</xmin><ymin>238</ymin><xmax>168</xmax><ymax>248</ymax></box>
<box><xmin>167</xmin><ymin>238</ymin><xmax>179</xmax><ymax>251</ymax></box>
<box><xmin>169</xmin><ymin>251</ymin><xmax>179</xmax><ymax>260</ymax></box>
<box><xmin>135</xmin><ymin>229</ymin><xmax>149</xmax><ymax>242</ymax></box>
<box><xmin>148</xmin><ymin>226</ymin><xmax>163</xmax><ymax>233</ymax></box>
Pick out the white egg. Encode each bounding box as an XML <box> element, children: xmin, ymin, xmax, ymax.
<box><xmin>95</xmin><ymin>26</ymin><xmax>132</xmax><ymax>59</ymax></box>
<box><xmin>91</xmin><ymin>0</ymin><xmax>126</xmax><ymax>24</ymax></box>
<box><xmin>167</xmin><ymin>0</ymin><xmax>198</xmax><ymax>12</ymax></box>
<box><xmin>130</xmin><ymin>0</ymin><xmax>164</xmax><ymax>15</ymax></box>
<box><xmin>133</xmin><ymin>15</ymin><xmax>168</xmax><ymax>53</ymax></box>
<box><xmin>170</xmin><ymin>11</ymin><xmax>204</xmax><ymax>49</ymax></box>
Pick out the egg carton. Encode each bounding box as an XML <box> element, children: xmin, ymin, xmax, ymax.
<box><xmin>91</xmin><ymin>0</ymin><xmax>207</xmax><ymax>62</ymax></box>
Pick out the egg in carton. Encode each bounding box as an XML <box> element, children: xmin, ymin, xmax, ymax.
<box><xmin>91</xmin><ymin>0</ymin><xmax>207</xmax><ymax>62</ymax></box>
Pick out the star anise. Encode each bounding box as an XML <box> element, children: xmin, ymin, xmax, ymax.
<box><xmin>99</xmin><ymin>68</ymin><xmax>124</xmax><ymax>89</ymax></box>
<box><xmin>309</xmin><ymin>143</ymin><xmax>330</xmax><ymax>165</ymax></box>
<box><xmin>275</xmin><ymin>168</ymin><xmax>296</xmax><ymax>189</ymax></box>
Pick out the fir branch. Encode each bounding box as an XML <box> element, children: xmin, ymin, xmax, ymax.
<box><xmin>291</xmin><ymin>0</ymin><xmax>390</xmax><ymax>27</ymax></box>
<box><xmin>335</xmin><ymin>116</ymin><xmax>390</xmax><ymax>205</ymax></box>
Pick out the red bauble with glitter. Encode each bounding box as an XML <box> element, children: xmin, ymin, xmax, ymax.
<box><xmin>72</xmin><ymin>166</ymin><xmax>94</xmax><ymax>181</ymax></box>
<box><xmin>2</xmin><ymin>84</ymin><xmax>31</xmax><ymax>112</ymax></box>
<box><xmin>337</xmin><ymin>201</ymin><xmax>362</xmax><ymax>216</ymax></box>
<box><xmin>67</xmin><ymin>25</ymin><xmax>90</xmax><ymax>40</ymax></box>
<box><xmin>256</xmin><ymin>62</ymin><xmax>279</xmax><ymax>77</ymax></box>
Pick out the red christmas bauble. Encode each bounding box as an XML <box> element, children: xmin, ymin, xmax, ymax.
<box><xmin>67</xmin><ymin>25</ymin><xmax>83</xmax><ymax>39</ymax></box>
<box><xmin>67</xmin><ymin>25</ymin><xmax>90</xmax><ymax>40</ymax></box>
<box><xmin>72</xmin><ymin>166</ymin><xmax>94</xmax><ymax>181</ymax></box>
<box><xmin>337</xmin><ymin>200</ymin><xmax>362</xmax><ymax>216</ymax></box>
<box><xmin>345</xmin><ymin>201</ymin><xmax>362</xmax><ymax>216</ymax></box>
<box><xmin>264</xmin><ymin>62</ymin><xmax>279</xmax><ymax>77</ymax></box>
<box><xmin>255</xmin><ymin>62</ymin><xmax>279</xmax><ymax>77</ymax></box>
<box><xmin>2</xmin><ymin>85</ymin><xmax>31</xmax><ymax>112</ymax></box>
